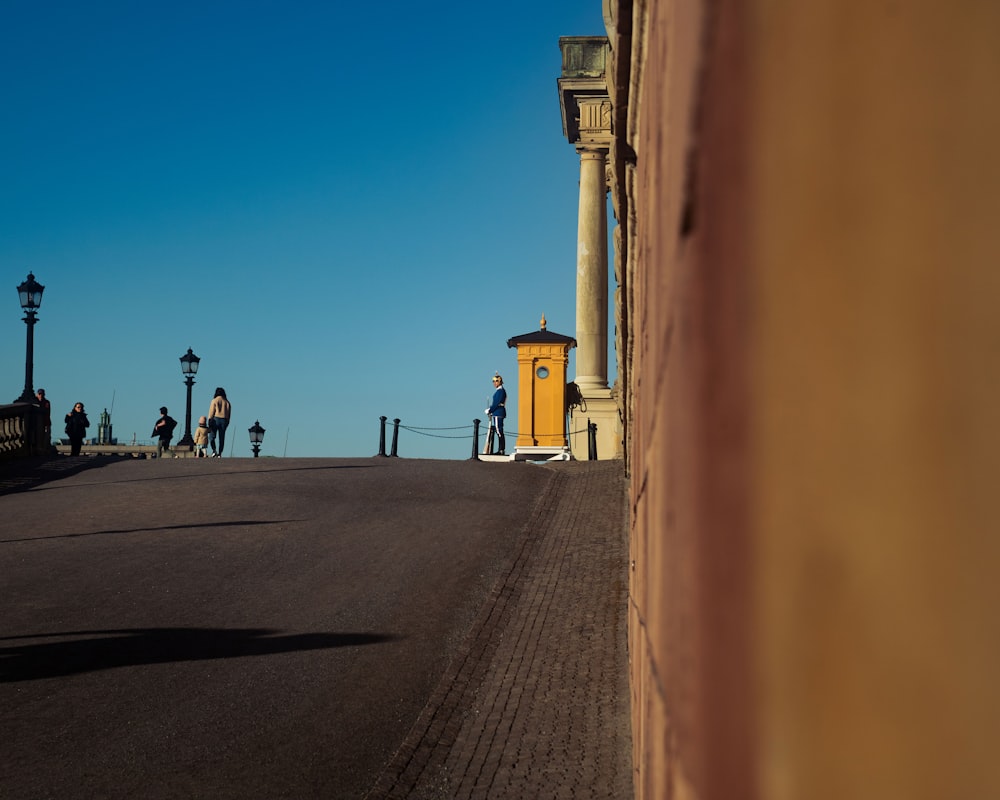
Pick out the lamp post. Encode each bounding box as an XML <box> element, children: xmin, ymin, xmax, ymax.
<box><xmin>248</xmin><ymin>420</ymin><xmax>266</xmax><ymax>458</ymax></box>
<box><xmin>14</xmin><ymin>273</ymin><xmax>45</xmax><ymax>404</ymax></box>
<box><xmin>177</xmin><ymin>348</ymin><xmax>200</xmax><ymax>447</ymax></box>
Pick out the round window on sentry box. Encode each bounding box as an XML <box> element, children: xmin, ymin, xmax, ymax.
<box><xmin>536</xmin><ymin>366</ymin><xmax>550</xmax><ymax>379</ymax></box>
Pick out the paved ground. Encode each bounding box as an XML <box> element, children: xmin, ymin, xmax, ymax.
<box><xmin>366</xmin><ymin>460</ymin><xmax>633</xmax><ymax>799</ymax></box>
<box><xmin>1</xmin><ymin>455</ymin><xmax>632</xmax><ymax>799</ymax></box>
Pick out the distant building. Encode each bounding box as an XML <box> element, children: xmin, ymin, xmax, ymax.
<box><xmin>97</xmin><ymin>407</ymin><xmax>116</xmax><ymax>444</ymax></box>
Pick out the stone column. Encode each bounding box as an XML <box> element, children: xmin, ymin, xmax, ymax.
<box><xmin>558</xmin><ymin>41</ymin><xmax>621</xmax><ymax>459</ymax></box>
<box><xmin>575</xmin><ymin>146</ymin><xmax>609</xmax><ymax>391</ymax></box>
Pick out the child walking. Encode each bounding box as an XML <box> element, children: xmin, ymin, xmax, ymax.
<box><xmin>194</xmin><ymin>415</ymin><xmax>210</xmax><ymax>458</ymax></box>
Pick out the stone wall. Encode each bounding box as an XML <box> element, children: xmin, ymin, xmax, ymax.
<box><xmin>609</xmin><ymin>1</ymin><xmax>1000</xmax><ymax>798</ymax></box>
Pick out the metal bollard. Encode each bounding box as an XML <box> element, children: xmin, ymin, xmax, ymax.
<box><xmin>588</xmin><ymin>419</ymin><xmax>598</xmax><ymax>461</ymax></box>
<box><xmin>389</xmin><ymin>418</ymin><xmax>401</xmax><ymax>457</ymax></box>
<box><xmin>376</xmin><ymin>416</ymin><xmax>388</xmax><ymax>457</ymax></box>
<box><xmin>471</xmin><ymin>419</ymin><xmax>481</xmax><ymax>460</ymax></box>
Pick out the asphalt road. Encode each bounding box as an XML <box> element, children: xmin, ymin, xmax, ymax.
<box><xmin>0</xmin><ymin>456</ymin><xmax>556</xmax><ymax>799</ymax></box>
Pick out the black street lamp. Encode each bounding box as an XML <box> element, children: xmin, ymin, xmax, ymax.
<box><xmin>14</xmin><ymin>273</ymin><xmax>45</xmax><ymax>403</ymax></box>
<box><xmin>248</xmin><ymin>420</ymin><xmax>266</xmax><ymax>457</ymax></box>
<box><xmin>177</xmin><ymin>348</ymin><xmax>200</xmax><ymax>447</ymax></box>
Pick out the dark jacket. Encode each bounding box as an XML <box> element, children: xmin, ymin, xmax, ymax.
<box><xmin>152</xmin><ymin>415</ymin><xmax>178</xmax><ymax>441</ymax></box>
<box><xmin>64</xmin><ymin>410</ymin><xmax>89</xmax><ymax>440</ymax></box>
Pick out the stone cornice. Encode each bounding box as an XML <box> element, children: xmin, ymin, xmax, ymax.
<box><xmin>558</xmin><ymin>36</ymin><xmax>611</xmax><ymax>146</ymax></box>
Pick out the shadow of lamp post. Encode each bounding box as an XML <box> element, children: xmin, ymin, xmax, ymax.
<box><xmin>249</xmin><ymin>420</ymin><xmax>266</xmax><ymax>458</ymax></box>
<box><xmin>14</xmin><ymin>273</ymin><xmax>45</xmax><ymax>404</ymax></box>
<box><xmin>177</xmin><ymin>348</ymin><xmax>200</xmax><ymax>447</ymax></box>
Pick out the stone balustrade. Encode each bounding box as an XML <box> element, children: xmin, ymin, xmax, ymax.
<box><xmin>0</xmin><ymin>403</ymin><xmax>48</xmax><ymax>460</ymax></box>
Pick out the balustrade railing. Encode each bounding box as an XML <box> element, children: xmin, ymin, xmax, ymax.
<box><xmin>0</xmin><ymin>403</ymin><xmax>48</xmax><ymax>460</ymax></box>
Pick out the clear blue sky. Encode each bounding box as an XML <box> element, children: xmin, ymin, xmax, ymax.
<box><xmin>1</xmin><ymin>1</ymin><xmax>613</xmax><ymax>458</ymax></box>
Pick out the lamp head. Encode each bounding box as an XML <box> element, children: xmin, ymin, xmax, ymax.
<box><xmin>17</xmin><ymin>273</ymin><xmax>44</xmax><ymax>311</ymax></box>
<box><xmin>180</xmin><ymin>347</ymin><xmax>200</xmax><ymax>376</ymax></box>
<box><xmin>248</xmin><ymin>420</ymin><xmax>266</xmax><ymax>445</ymax></box>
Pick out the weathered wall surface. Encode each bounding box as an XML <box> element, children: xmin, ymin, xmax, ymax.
<box><xmin>613</xmin><ymin>1</ymin><xmax>1000</xmax><ymax>798</ymax></box>
<box><xmin>617</xmin><ymin>0</ymin><xmax>755</xmax><ymax>796</ymax></box>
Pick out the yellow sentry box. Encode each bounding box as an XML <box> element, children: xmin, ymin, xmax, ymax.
<box><xmin>506</xmin><ymin>315</ymin><xmax>577</xmax><ymax>449</ymax></box>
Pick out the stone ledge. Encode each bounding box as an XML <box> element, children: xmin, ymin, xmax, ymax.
<box><xmin>513</xmin><ymin>446</ymin><xmax>573</xmax><ymax>462</ymax></box>
<box><xmin>54</xmin><ymin>444</ymin><xmax>198</xmax><ymax>459</ymax></box>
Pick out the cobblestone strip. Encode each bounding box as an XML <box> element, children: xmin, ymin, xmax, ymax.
<box><xmin>365</xmin><ymin>462</ymin><xmax>632</xmax><ymax>800</ymax></box>
<box><xmin>364</xmin><ymin>468</ymin><xmax>566</xmax><ymax>800</ymax></box>
<box><xmin>441</xmin><ymin>462</ymin><xmax>631</xmax><ymax>799</ymax></box>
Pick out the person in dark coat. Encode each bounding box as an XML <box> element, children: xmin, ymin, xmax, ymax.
<box><xmin>152</xmin><ymin>406</ymin><xmax>178</xmax><ymax>459</ymax></box>
<box><xmin>64</xmin><ymin>402</ymin><xmax>89</xmax><ymax>456</ymax></box>
<box><xmin>36</xmin><ymin>388</ymin><xmax>51</xmax><ymax>441</ymax></box>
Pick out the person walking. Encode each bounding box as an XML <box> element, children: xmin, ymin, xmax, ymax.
<box><xmin>193</xmin><ymin>415</ymin><xmax>210</xmax><ymax>458</ymax></box>
<box><xmin>485</xmin><ymin>373</ymin><xmax>507</xmax><ymax>456</ymax></box>
<box><xmin>152</xmin><ymin>407</ymin><xmax>178</xmax><ymax>459</ymax></box>
<box><xmin>208</xmin><ymin>387</ymin><xmax>232</xmax><ymax>457</ymax></box>
<box><xmin>64</xmin><ymin>402</ymin><xmax>89</xmax><ymax>456</ymax></box>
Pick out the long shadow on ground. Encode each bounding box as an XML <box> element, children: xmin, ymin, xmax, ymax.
<box><xmin>0</xmin><ymin>455</ymin><xmax>120</xmax><ymax>496</ymax></box>
<box><xmin>0</xmin><ymin>628</ymin><xmax>398</xmax><ymax>682</ymax></box>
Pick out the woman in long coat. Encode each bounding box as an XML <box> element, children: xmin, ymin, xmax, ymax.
<box><xmin>64</xmin><ymin>402</ymin><xmax>89</xmax><ymax>456</ymax></box>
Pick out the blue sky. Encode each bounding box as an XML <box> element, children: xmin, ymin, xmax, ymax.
<box><xmin>1</xmin><ymin>1</ymin><xmax>613</xmax><ymax>458</ymax></box>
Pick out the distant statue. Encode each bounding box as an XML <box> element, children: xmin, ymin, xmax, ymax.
<box><xmin>98</xmin><ymin>407</ymin><xmax>114</xmax><ymax>444</ymax></box>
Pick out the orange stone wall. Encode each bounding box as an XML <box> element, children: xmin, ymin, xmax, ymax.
<box><xmin>612</xmin><ymin>1</ymin><xmax>1000</xmax><ymax>799</ymax></box>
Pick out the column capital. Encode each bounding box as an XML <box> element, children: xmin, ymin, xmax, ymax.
<box><xmin>575</xmin><ymin>96</ymin><xmax>612</xmax><ymax>147</ymax></box>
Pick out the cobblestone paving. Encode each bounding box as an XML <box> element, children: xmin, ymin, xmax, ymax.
<box><xmin>366</xmin><ymin>461</ymin><xmax>633</xmax><ymax>800</ymax></box>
